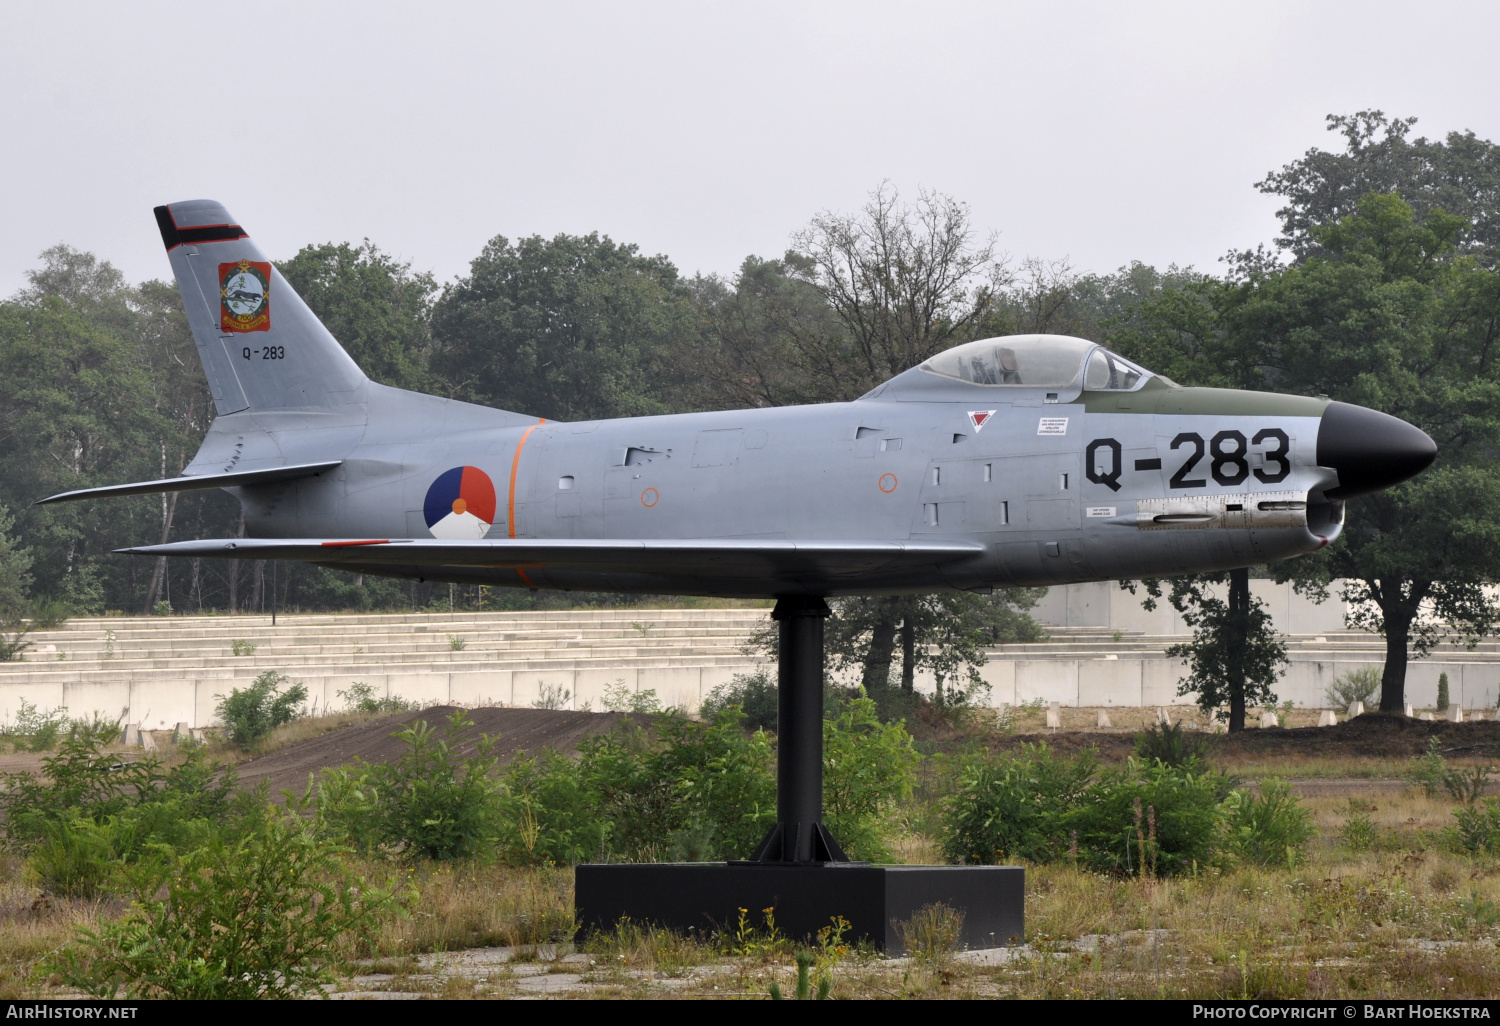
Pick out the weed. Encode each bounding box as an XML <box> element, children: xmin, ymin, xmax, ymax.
<box><xmin>1444</xmin><ymin>765</ymin><xmax>1493</xmax><ymax>806</ymax></box>
<box><xmin>336</xmin><ymin>680</ymin><xmax>415</xmax><ymax>715</ymax></box>
<box><xmin>533</xmin><ymin>683</ymin><xmax>571</xmax><ymax>710</ymax></box>
<box><xmin>599</xmin><ymin>679</ymin><xmax>660</xmax><ymax>714</ymax></box>
<box><xmin>700</xmin><ymin>670</ymin><xmax>778</xmax><ymax>731</ymax></box>
<box><xmin>1340</xmin><ymin>800</ymin><xmax>1378</xmax><ymax>852</ymax></box>
<box><xmin>629</xmin><ymin>621</ymin><xmax>655</xmax><ymax>637</ymax></box>
<box><xmin>1410</xmin><ymin>737</ymin><xmax>1448</xmax><ymax>797</ymax></box>
<box><xmin>769</xmin><ymin>950</ymin><xmax>831</xmax><ymax>1000</ymax></box>
<box><xmin>723</xmin><ymin>906</ymin><xmax>786</xmax><ymax>958</ymax></box>
<box><xmin>1133</xmin><ymin>721</ymin><xmax>1209</xmax><ymax>769</ymax></box>
<box><xmin>4</xmin><ymin>699</ymin><xmax>69</xmax><ymax>752</ymax></box>
<box><xmin>1453</xmin><ymin>890</ymin><xmax>1500</xmax><ymax>928</ymax></box>
<box><xmin>317</xmin><ymin>710</ymin><xmax>502</xmax><ymax>861</ymax></box>
<box><xmin>152</xmin><ymin>600</ymin><xmax>171</xmax><ymax>617</ymax></box>
<box><xmin>1276</xmin><ymin>699</ymin><xmax>1296</xmax><ymax>728</ymax></box>
<box><xmin>1451</xmin><ymin>799</ymin><xmax>1500</xmax><ymax>855</ymax></box>
<box><xmin>1224</xmin><ymin>779</ymin><xmax>1314</xmax><ymax>867</ymax></box>
<box><xmin>49</xmin><ymin>811</ymin><xmax>404</xmax><ymax>998</ymax></box>
<box><xmin>230</xmin><ymin>638</ymin><xmax>256</xmax><ymax>657</ymax></box>
<box><xmin>896</xmin><ymin>902</ymin><xmax>964</xmax><ymax>963</ymax></box>
<box><xmin>215</xmin><ymin>670</ymin><xmax>308</xmax><ymax>748</ymax></box>
<box><xmin>446</xmin><ymin>634</ymin><xmax>467</xmax><ymax>651</ymax></box>
<box><xmin>1326</xmin><ymin>667</ymin><xmax>1380</xmax><ymax>710</ymax></box>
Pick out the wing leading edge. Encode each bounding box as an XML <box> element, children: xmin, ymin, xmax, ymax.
<box><xmin>36</xmin><ymin>461</ymin><xmax>344</xmax><ymax>505</ymax></box>
<box><xmin>116</xmin><ymin>537</ymin><xmax>987</xmax><ymax>583</ymax></box>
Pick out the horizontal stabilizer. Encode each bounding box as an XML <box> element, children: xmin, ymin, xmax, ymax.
<box><xmin>115</xmin><ymin>537</ymin><xmax>986</xmax><ymax>581</ymax></box>
<box><xmin>36</xmin><ymin>461</ymin><xmax>344</xmax><ymax>505</ymax></box>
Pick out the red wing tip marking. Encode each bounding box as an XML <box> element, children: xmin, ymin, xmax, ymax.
<box><xmin>320</xmin><ymin>539</ymin><xmax>391</xmax><ymax>547</ymax></box>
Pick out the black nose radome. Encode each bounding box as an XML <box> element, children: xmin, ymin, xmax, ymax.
<box><xmin>1317</xmin><ymin>401</ymin><xmax>1437</xmax><ymax>499</ymax></box>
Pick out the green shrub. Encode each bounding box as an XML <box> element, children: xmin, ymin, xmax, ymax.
<box><xmin>942</xmin><ymin>743</ymin><xmax>1098</xmax><ymax>866</ymax></box>
<box><xmin>1070</xmin><ymin>760</ymin><xmax>1228</xmax><ymax>876</ymax></box>
<box><xmin>335</xmin><ymin>680</ymin><xmax>415</xmax><ymax>714</ymax></box>
<box><xmin>1340</xmin><ymin>800</ymin><xmax>1377</xmax><ymax>852</ymax></box>
<box><xmin>700</xmin><ymin>670</ymin><xmax>778</xmax><ymax>731</ymax></box>
<box><xmin>1410</xmin><ymin>737</ymin><xmax>1448</xmax><ymax>797</ymax></box>
<box><xmin>26</xmin><ymin>599</ymin><xmax>71</xmax><ymax>630</ymax></box>
<box><xmin>1133</xmin><ymin>721</ymin><xmax>1209</xmax><ymax>769</ymax></box>
<box><xmin>1452</xmin><ymin>799</ymin><xmax>1500</xmax><ymax>855</ymax></box>
<box><xmin>1326</xmin><ymin>667</ymin><xmax>1380</xmax><ymax>710</ymax></box>
<box><xmin>942</xmin><ymin>744</ymin><xmax>1228</xmax><ymax>875</ymax></box>
<box><xmin>1444</xmin><ymin>765</ymin><xmax>1492</xmax><ymax>805</ymax></box>
<box><xmin>500</xmin><ymin>749</ymin><xmax>611</xmax><ymax>865</ymax></box>
<box><xmin>1437</xmin><ymin>672</ymin><xmax>1450</xmax><ymax>712</ymax></box>
<box><xmin>28</xmin><ymin>814</ymin><xmax>121</xmax><ymax>900</ymax></box>
<box><xmin>1</xmin><ymin>731</ymin><xmax>238</xmax><ymax>848</ymax></box>
<box><xmin>230</xmin><ymin>639</ymin><xmax>256</xmax><ymax>657</ymax></box>
<box><xmin>317</xmin><ymin>709</ymin><xmax>502</xmax><ymax>860</ymax></box>
<box><xmin>49</xmin><ymin>811</ymin><xmax>403</xmax><ymax>999</ymax></box>
<box><xmin>7</xmin><ymin>730</ymin><xmax>246</xmax><ymax>898</ymax></box>
<box><xmin>6</xmin><ymin>698</ymin><xmax>69</xmax><ymax>752</ymax></box>
<box><xmin>574</xmin><ymin>711</ymin><xmax>776</xmax><ymax>862</ymax></box>
<box><xmin>599</xmin><ymin>679</ymin><xmax>661</xmax><ymax>714</ymax></box>
<box><xmin>1224</xmin><ymin>779</ymin><xmax>1315</xmax><ymax>866</ymax></box>
<box><xmin>821</xmin><ymin>694</ymin><xmax>918</xmax><ymax>861</ymax></box>
<box><xmin>215</xmin><ymin>670</ymin><xmax>308</xmax><ymax>747</ymax></box>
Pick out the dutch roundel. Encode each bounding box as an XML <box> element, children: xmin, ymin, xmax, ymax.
<box><xmin>423</xmin><ymin>466</ymin><xmax>497</xmax><ymax>540</ymax></box>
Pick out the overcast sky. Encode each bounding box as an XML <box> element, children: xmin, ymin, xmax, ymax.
<box><xmin>3</xmin><ymin>1</ymin><xmax>1498</xmax><ymax>296</ymax></box>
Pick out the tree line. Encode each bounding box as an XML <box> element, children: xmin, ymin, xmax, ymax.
<box><xmin>1</xmin><ymin>110</ymin><xmax>1498</xmax><ymax>716</ymax></box>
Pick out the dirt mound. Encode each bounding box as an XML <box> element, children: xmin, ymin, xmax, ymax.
<box><xmin>235</xmin><ymin>706</ymin><xmax>645</xmax><ymax>798</ymax></box>
<box><xmin>1213</xmin><ymin>713</ymin><xmax>1500</xmax><ymax>759</ymax></box>
<box><xmin>991</xmin><ymin>714</ymin><xmax>1499</xmax><ymax>764</ymax></box>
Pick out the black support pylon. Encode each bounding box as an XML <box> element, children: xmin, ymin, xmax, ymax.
<box><xmin>743</xmin><ymin>596</ymin><xmax>851</xmax><ymax>864</ymax></box>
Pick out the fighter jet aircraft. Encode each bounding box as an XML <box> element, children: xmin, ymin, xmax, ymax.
<box><xmin>41</xmin><ymin>200</ymin><xmax>1438</xmax><ymax>598</ymax></box>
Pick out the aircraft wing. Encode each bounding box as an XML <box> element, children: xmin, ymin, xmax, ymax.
<box><xmin>35</xmin><ymin>461</ymin><xmax>344</xmax><ymax>505</ymax></box>
<box><xmin>115</xmin><ymin>537</ymin><xmax>987</xmax><ymax>581</ymax></box>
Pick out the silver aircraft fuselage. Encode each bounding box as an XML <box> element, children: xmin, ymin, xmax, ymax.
<box><xmin>43</xmin><ymin>199</ymin><xmax>1436</xmax><ymax>599</ymax></box>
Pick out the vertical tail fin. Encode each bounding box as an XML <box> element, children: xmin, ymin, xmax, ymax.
<box><xmin>154</xmin><ymin>200</ymin><xmax>367</xmax><ymax>414</ymax></box>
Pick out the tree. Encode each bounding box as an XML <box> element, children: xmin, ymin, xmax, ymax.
<box><xmin>277</xmin><ymin>241</ymin><xmax>438</xmax><ymax>392</ymax></box>
<box><xmin>824</xmin><ymin>590</ymin><xmax>1044</xmax><ymax>709</ymax></box>
<box><xmin>1127</xmin><ymin>193</ymin><xmax>1500</xmax><ymax>713</ymax></box>
<box><xmin>1125</xmin><ymin>569</ymin><xmax>1288</xmax><ymax>731</ymax></box>
<box><xmin>784</xmin><ymin>182</ymin><xmax>1001</xmax><ymax>402</ymax></box>
<box><xmin>431</xmin><ymin>233</ymin><xmax>699</xmax><ymax>420</ymax></box>
<box><xmin>1259</xmin><ymin>110</ymin><xmax>1500</xmax><ymax>265</ymax></box>
<box><xmin>688</xmin><ymin>254</ymin><xmax>838</xmax><ymax>409</ymax></box>
<box><xmin>0</xmin><ymin>258</ymin><xmax>166</xmax><ymax>613</ymax></box>
<box><xmin>0</xmin><ymin>506</ymin><xmax>31</xmax><ymax>619</ymax></box>
<box><xmin>1226</xmin><ymin>195</ymin><xmax>1500</xmax><ymax>712</ymax></box>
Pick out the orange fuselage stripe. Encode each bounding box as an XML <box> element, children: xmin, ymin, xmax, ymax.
<box><xmin>507</xmin><ymin>420</ymin><xmax>544</xmax><ymax>540</ymax></box>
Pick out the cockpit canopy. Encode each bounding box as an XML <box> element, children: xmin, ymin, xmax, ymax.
<box><xmin>918</xmin><ymin>334</ymin><xmax>1153</xmax><ymax>391</ymax></box>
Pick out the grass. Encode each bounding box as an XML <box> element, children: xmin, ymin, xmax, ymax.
<box><xmin>5</xmin><ymin>709</ymin><xmax>1496</xmax><ymax>999</ymax></box>
<box><xmin>8</xmin><ymin>789</ymin><xmax>1499</xmax><ymax>999</ymax></box>
<box><xmin>333</xmin><ymin>785</ymin><xmax>1500</xmax><ymax>998</ymax></box>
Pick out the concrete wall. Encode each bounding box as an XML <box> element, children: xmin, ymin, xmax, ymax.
<box><xmin>1030</xmin><ymin>579</ymin><xmax>1348</xmax><ymax>636</ymax></box>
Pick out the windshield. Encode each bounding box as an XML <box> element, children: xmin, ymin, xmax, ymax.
<box><xmin>1084</xmin><ymin>348</ymin><xmax>1148</xmax><ymax>391</ymax></box>
<box><xmin>920</xmin><ymin>335</ymin><xmax>1096</xmax><ymax>387</ymax></box>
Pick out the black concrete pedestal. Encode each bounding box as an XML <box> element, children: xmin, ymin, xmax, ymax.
<box><xmin>571</xmin><ymin>596</ymin><xmax>1025</xmax><ymax>952</ymax></box>
<box><xmin>574</xmin><ymin>863</ymin><xmax>1023</xmax><ymax>953</ymax></box>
